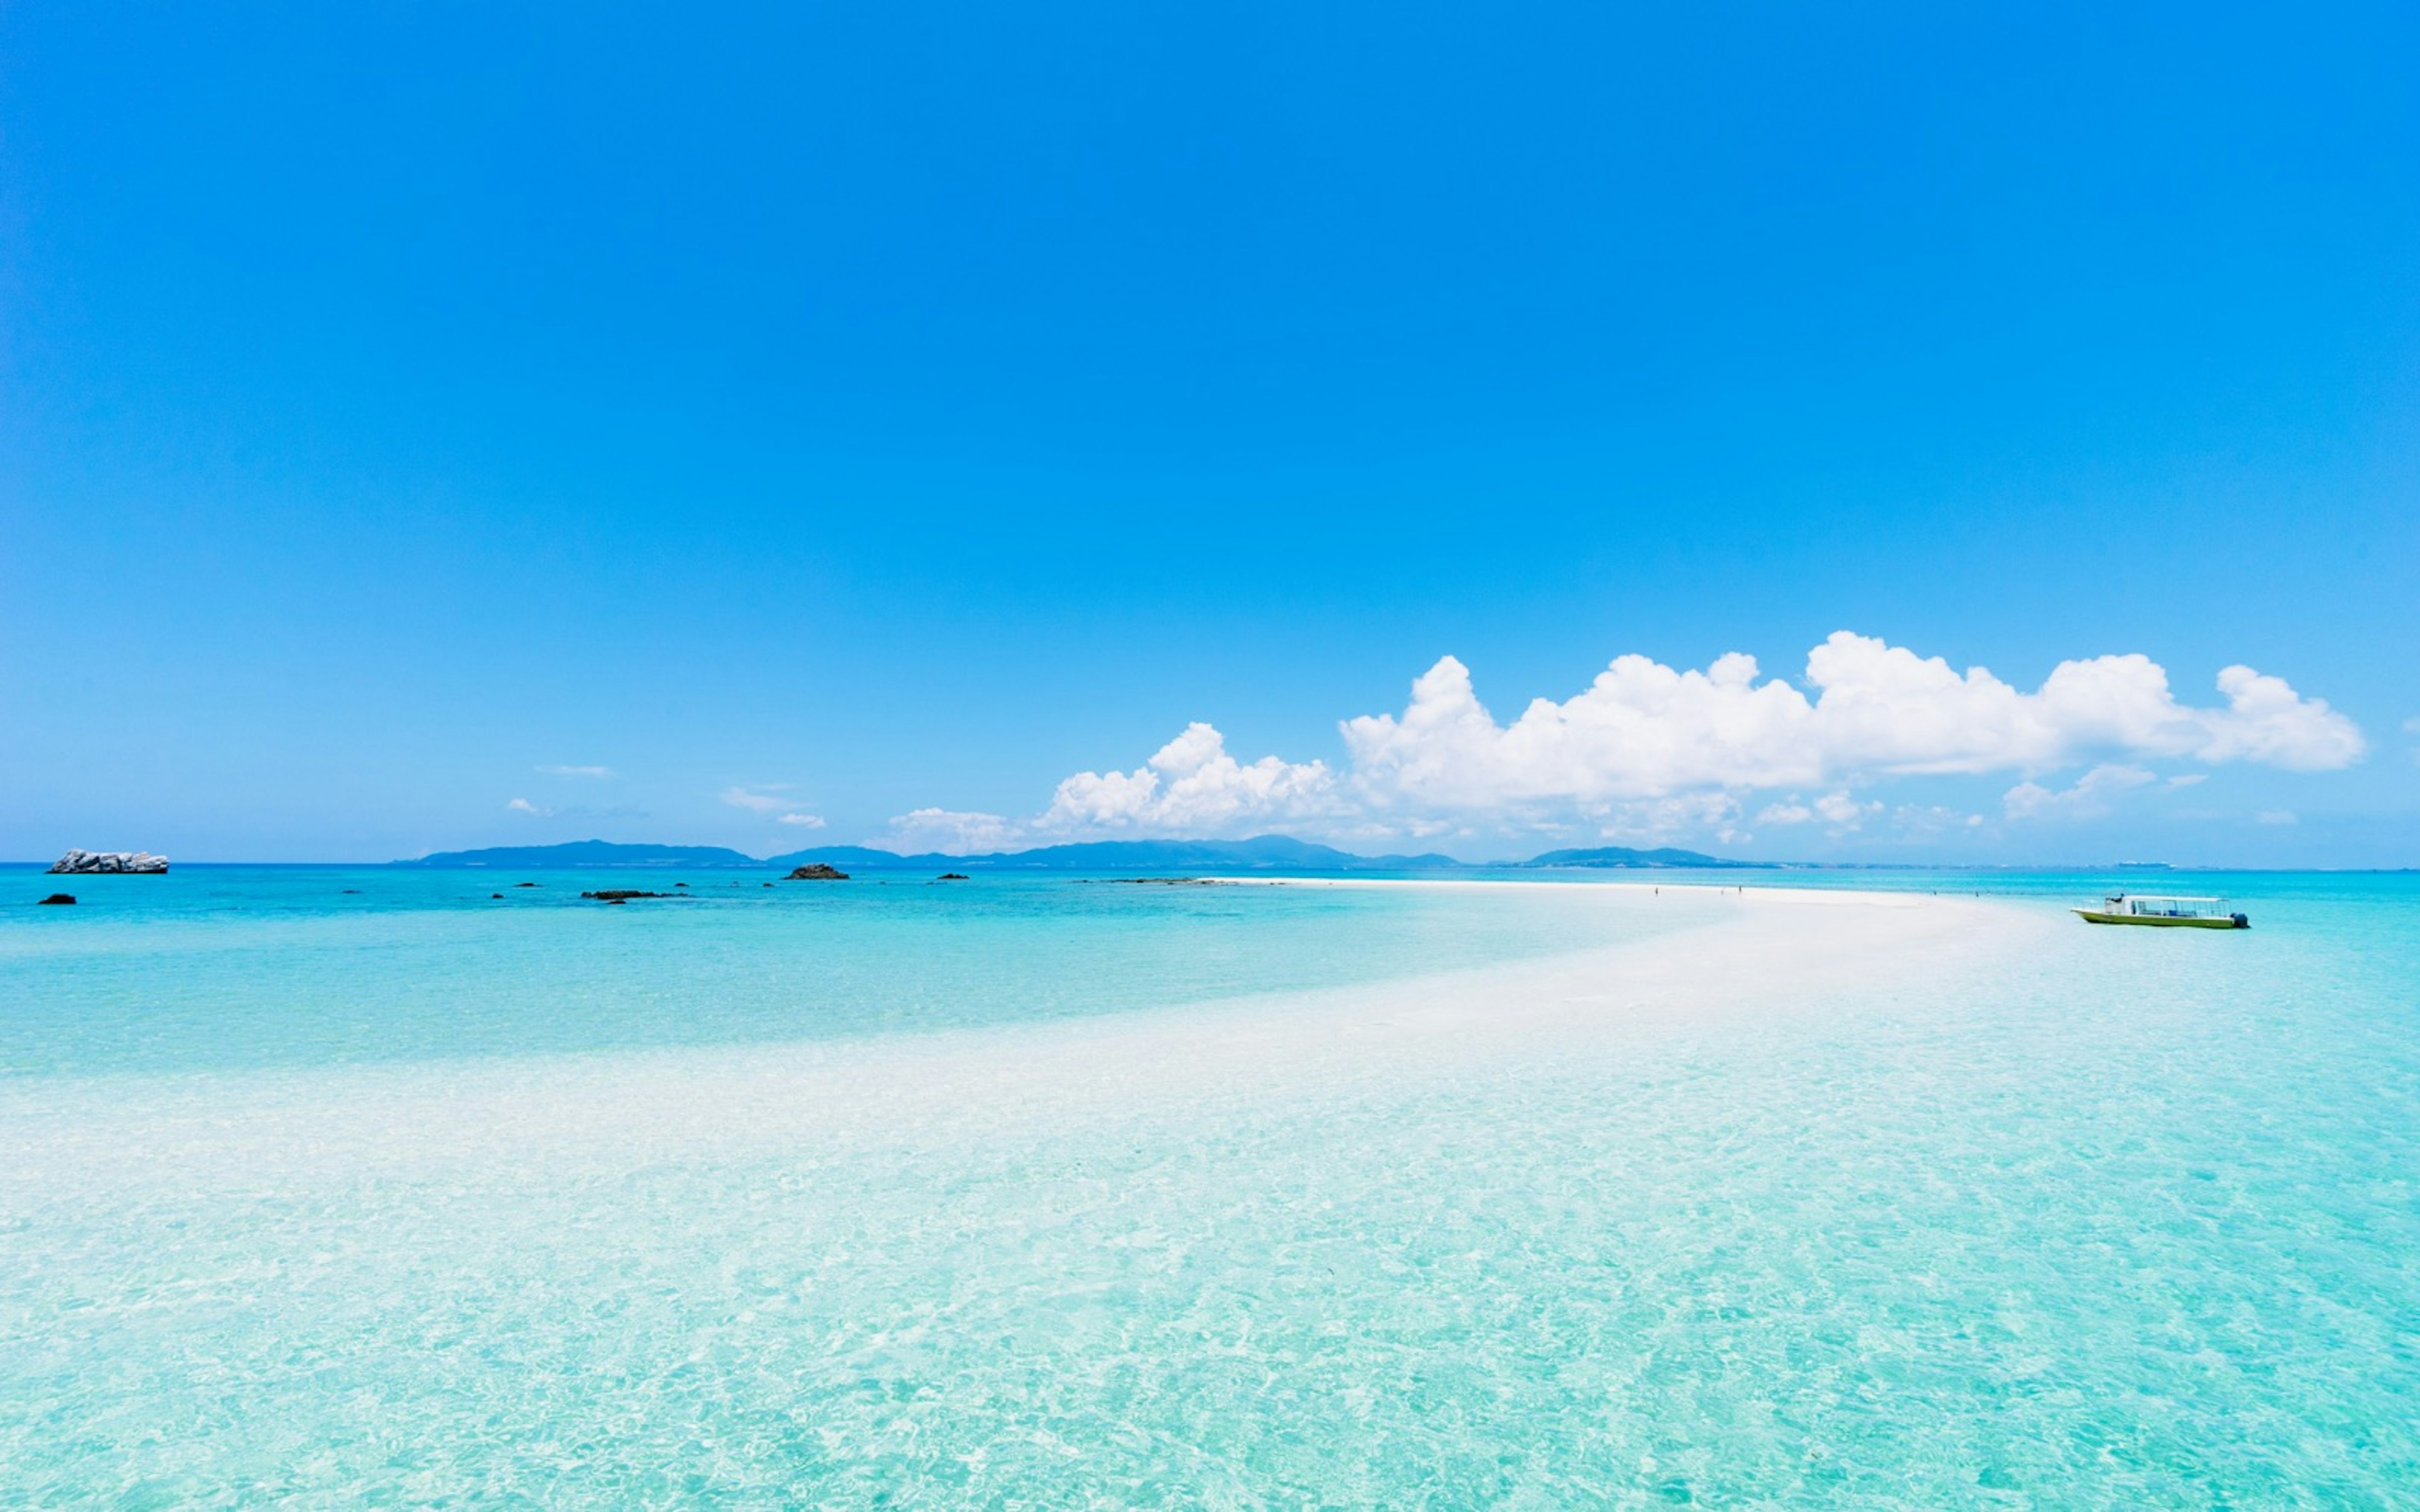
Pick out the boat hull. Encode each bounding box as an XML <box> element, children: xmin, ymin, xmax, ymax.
<box><xmin>2073</xmin><ymin>910</ymin><xmax>2246</xmax><ymax>929</ymax></box>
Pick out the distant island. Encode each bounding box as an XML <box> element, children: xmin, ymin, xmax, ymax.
<box><xmin>1524</xmin><ymin>845</ymin><xmax>1758</xmax><ymax>869</ymax></box>
<box><xmin>394</xmin><ymin>835</ymin><xmax>1765</xmax><ymax>872</ymax></box>
<box><xmin>395</xmin><ymin>840</ymin><xmax>764</xmax><ymax>869</ymax></box>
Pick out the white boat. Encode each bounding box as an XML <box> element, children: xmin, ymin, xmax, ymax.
<box><xmin>2074</xmin><ymin>894</ymin><xmax>2248</xmax><ymax>929</ymax></box>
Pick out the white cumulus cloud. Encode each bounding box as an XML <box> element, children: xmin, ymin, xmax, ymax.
<box><xmin>777</xmin><ymin>812</ymin><xmax>828</xmax><ymax>828</ymax></box>
<box><xmin>886</xmin><ymin>808</ymin><xmax>1018</xmax><ymax>854</ymax></box>
<box><xmin>1759</xmin><ymin>790</ymin><xmax>1882</xmax><ymax>828</ymax></box>
<box><xmin>892</xmin><ymin>633</ymin><xmax>2361</xmax><ymax>849</ymax></box>
<box><xmin>1342</xmin><ymin>633</ymin><xmax>2361</xmax><ymax>811</ymax></box>
<box><xmin>1038</xmin><ymin>723</ymin><xmax>1337</xmax><ymax>835</ymax></box>
<box><xmin>2003</xmin><ymin>764</ymin><xmax>2157</xmax><ymax>821</ymax></box>
<box><xmin>1816</xmin><ymin>791</ymin><xmax>1883</xmax><ymax>827</ymax></box>
<box><xmin>1577</xmin><ymin>791</ymin><xmax>1749</xmax><ymax>845</ymax></box>
<box><xmin>505</xmin><ymin>797</ymin><xmax>553</xmax><ymax>816</ymax></box>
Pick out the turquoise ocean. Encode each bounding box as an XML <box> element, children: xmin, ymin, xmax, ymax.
<box><xmin>3</xmin><ymin>864</ymin><xmax>2415</xmax><ymax>1506</ymax></box>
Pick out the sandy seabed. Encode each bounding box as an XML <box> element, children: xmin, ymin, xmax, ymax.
<box><xmin>34</xmin><ymin>879</ymin><xmax>2394</xmax><ymax>1508</ymax></box>
<box><xmin>6</xmin><ymin>881</ymin><xmax>2041</xmax><ymax>1189</ymax></box>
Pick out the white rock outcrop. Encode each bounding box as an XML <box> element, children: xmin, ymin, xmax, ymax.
<box><xmin>47</xmin><ymin>849</ymin><xmax>170</xmax><ymax>874</ymax></box>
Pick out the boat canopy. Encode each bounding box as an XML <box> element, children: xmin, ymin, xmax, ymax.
<box><xmin>2100</xmin><ymin>893</ymin><xmax>2232</xmax><ymax>917</ymax></box>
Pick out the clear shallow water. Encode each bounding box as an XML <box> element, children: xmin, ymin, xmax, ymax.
<box><xmin>3</xmin><ymin>868</ymin><xmax>2416</xmax><ymax>1506</ymax></box>
<box><xmin>0</xmin><ymin>866</ymin><xmax>1684</xmax><ymax>1076</ymax></box>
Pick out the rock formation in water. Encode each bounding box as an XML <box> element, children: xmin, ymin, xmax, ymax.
<box><xmin>38</xmin><ymin>893</ymin><xmax>76</xmax><ymax>905</ymax></box>
<box><xmin>784</xmin><ymin>864</ymin><xmax>849</xmax><ymax>880</ymax></box>
<box><xmin>47</xmin><ymin>850</ymin><xmax>170</xmax><ymax>874</ymax></box>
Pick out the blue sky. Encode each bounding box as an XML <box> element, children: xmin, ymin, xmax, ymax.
<box><xmin>3</xmin><ymin>3</ymin><xmax>2415</xmax><ymax>864</ymax></box>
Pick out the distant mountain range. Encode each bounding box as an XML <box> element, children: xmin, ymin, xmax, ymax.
<box><xmin>393</xmin><ymin>836</ymin><xmax>1762</xmax><ymax>871</ymax></box>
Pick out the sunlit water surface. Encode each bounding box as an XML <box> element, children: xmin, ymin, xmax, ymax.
<box><xmin>3</xmin><ymin>866</ymin><xmax>2415</xmax><ymax>1507</ymax></box>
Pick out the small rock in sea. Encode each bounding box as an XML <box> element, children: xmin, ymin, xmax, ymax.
<box><xmin>492</xmin><ymin>893</ymin><xmax>504</xmax><ymax>899</ymax></box>
<box><xmin>675</xmin><ymin>882</ymin><xmax>688</xmax><ymax>887</ymax></box>
<box><xmin>785</xmin><ymin>864</ymin><xmax>850</xmax><ymax>881</ymax></box>
<box><xmin>38</xmin><ymin>893</ymin><xmax>75</xmax><ymax>906</ymax></box>
<box><xmin>514</xmin><ymin>882</ymin><xmax>539</xmax><ymax>888</ymax></box>
<box><xmin>582</xmin><ymin>889</ymin><xmax>678</xmax><ymax>900</ymax></box>
<box><xmin>47</xmin><ymin>849</ymin><xmax>170</xmax><ymax>874</ymax></box>
<box><xmin>937</xmin><ymin>873</ymin><xmax>971</xmax><ymax>881</ymax></box>
<box><xmin>761</xmin><ymin>882</ymin><xmax>773</xmax><ymax>888</ymax></box>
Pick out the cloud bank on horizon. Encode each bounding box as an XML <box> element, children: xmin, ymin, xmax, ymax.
<box><xmin>886</xmin><ymin>633</ymin><xmax>2363</xmax><ymax>852</ymax></box>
